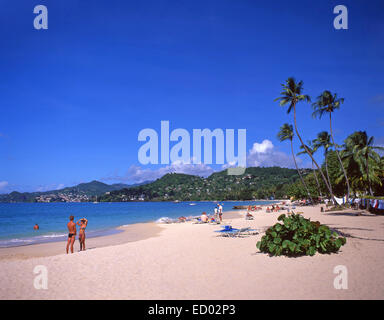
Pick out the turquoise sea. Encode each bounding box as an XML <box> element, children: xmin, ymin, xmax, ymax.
<box><xmin>0</xmin><ymin>201</ymin><xmax>277</xmax><ymax>247</ymax></box>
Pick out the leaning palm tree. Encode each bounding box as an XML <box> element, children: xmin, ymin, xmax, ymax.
<box><xmin>312</xmin><ymin>90</ymin><xmax>351</xmax><ymax>202</ymax></box>
<box><xmin>343</xmin><ymin>131</ymin><xmax>384</xmax><ymax>196</ymax></box>
<box><xmin>278</xmin><ymin>124</ymin><xmax>313</xmax><ymax>202</ymax></box>
<box><xmin>275</xmin><ymin>78</ymin><xmax>335</xmax><ymax>202</ymax></box>
<box><xmin>297</xmin><ymin>141</ymin><xmax>323</xmax><ymax>199</ymax></box>
<box><xmin>312</xmin><ymin>131</ymin><xmax>335</xmax><ymax>201</ymax></box>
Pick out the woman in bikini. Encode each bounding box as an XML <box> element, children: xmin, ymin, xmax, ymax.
<box><xmin>76</xmin><ymin>218</ymin><xmax>88</xmax><ymax>251</ymax></box>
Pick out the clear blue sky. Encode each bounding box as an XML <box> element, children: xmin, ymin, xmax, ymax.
<box><xmin>0</xmin><ymin>0</ymin><xmax>383</xmax><ymax>193</ymax></box>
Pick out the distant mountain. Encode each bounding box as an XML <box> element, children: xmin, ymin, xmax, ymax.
<box><xmin>0</xmin><ymin>180</ymin><xmax>152</xmax><ymax>203</ymax></box>
<box><xmin>99</xmin><ymin>166</ymin><xmax>310</xmax><ymax>202</ymax></box>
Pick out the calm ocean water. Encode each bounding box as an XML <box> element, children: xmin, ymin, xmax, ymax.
<box><xmin>0</xmin><ymin>201</ymin><xmax>277</xmax><ymax>247</ymax></box>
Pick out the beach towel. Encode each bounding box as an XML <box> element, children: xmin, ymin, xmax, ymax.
<box><xmin>334</xmin><ymin>197</ymin><xmax>344</xmax><ymax>205</ymax></box>
<box><xmin>378</xmin><ymin>200</ymin><xmax>384</xmax><ymax>210</ymax></box>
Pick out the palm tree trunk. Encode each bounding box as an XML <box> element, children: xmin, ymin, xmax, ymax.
<box><xmin>291</xmin><ymin>140</ymin><xmax>313</xmax><ymax>202</ymax></box>
<box><xmin>312</xmin><ymin>160</ymin><xmax>322</xmax><ymax>199</ymax></box>
<box><xmin>329</xmin><ymin>113</ymin><xmax>350</xmax><ymax>203</ymax></box>
<box><xmin>325</xmin><ymin>152</ymin><xmax>335</xmax><ymax>201</ymax></box>
<box><xmin>366</xmin><ymin>155</ymin><xmax>374</xmax><ymax>196</ymax></box>
<box><xmin>293</xmin><ymin>102</ymin><xmax>336</xmax><ymax>204</ymax></box>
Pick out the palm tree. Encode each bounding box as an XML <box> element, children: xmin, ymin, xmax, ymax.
<box><xmin>312</xmin><ymin>131</ymin><xmax>335</xmax><ymax>201</ymax></box>
<box><xmin>275</xmin><ymin>77</ymin><xmax>335</xmax><ymax>202</ymax></box>
<box><xmin>342</xmin><ymin>131</ymin><xmax>384</xmax><ymax>196</ymax></box>
<box><xmin>312</xmin><ymin>90</ymin><xmax>351</xmax><ymax>202</ymax></box>
<box><xmin>297</xmin><ymin>141</ymin><xmax>323</xmax><ymax>199</ymax></box>
<box><xmin>278</xmin><ymin>124</ymin><xmax>313</xmax><ymax>202</ymax></box>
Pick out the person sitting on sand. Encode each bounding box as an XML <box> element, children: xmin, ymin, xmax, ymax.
<box><xmin>66</xmin><ymin>216</ymin><xmax>77</xmax><ymax>254</ymax></box>
<box><xmin>201</xmin><ymin>212</ymin><xmax>209</xmax><ymax>223</ymax></box>
<box><xmin>33</xmin><ymin>223</ymin><xmax>39</xmax><ymax>230</ymax></box>
<box><xmin>246</xmin><ymin>212</ymin><xmax>254</xmax><ymax>220</ymax></box>
<box><xmin>266</xmin><ymin>207</ymin><xmax>271</xmax><ymax>213</ymax></box>
<box><xmin>77</xmin><ymin>218</ymin><xmax>88</xmax><ymax>251</ymax></box>
<box><xmin>178</xmin><ymin>216</ymin><xmax>187</xmax><ymax>222</ymax></box>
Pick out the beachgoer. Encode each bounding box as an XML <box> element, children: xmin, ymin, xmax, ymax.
<box><xmin>66</xmin><ymin>215</ymin><xmax>77</xmax><ymax>254</ymax></box>
<box><xmin>178</xmin><ymin>216</ymin><xmax>186</xmax><ymax>222</ymax></box>
<box><xmin>77</xmin><ymin>218</ymin><xmax>88</xmax><ymax>251</ymax></box>
<box><xmin>246</xmin><ymin>212</ymin><xmax>254</xmax><ymax>220</ymax></box>
<box><xmin>201</xmin><ymin>212</ymin><xmax>209</xmax><ymax>223</ymax></box>
<box><xmin>218</xmin><ymin>204</ymin><xmax>223</xmax><ymax>222</ymax></box>
<box><xmin>33</xmin><ymin>224</ymin><xmax>39</xmax><ymax>230</ymax></box>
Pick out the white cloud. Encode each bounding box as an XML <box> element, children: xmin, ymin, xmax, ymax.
<box><xmin>35</xmin><ymin>183</ymin><xmax>65</xmax><ymax>192</ymax></box>
<box><xmin>0</xmin><ymin>181</ymin><xmax>9</xmax><ymax>190</ymax></box>
<box><xmin>247</xmin><ymin>139</ymin><xmax>305</xmax><ymax>169</ymax></box>
<box><xmin>249</xmin><ymin>139</ymin><xmax>274</xmax><ymax>154</ymax></box>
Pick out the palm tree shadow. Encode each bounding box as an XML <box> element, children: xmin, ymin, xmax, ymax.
<box><xmin>330</xmin><ymin>226</ymin><xmax>384</xmax><ymax>242</ymax></box>
<box><xmin>324</xmin><ymin>211</ymin><xmax>376</xmax><ymax>217</ymax></box>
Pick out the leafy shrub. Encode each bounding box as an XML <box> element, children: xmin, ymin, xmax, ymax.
<box><xmin>256</xmin><ymin>213</ymin><xmax>346</xmax><ymax>256</ymax></box>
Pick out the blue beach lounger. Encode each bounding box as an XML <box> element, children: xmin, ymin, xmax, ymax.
<box><xmin>215</xmin><ymin>226</ymin><xmax>258</xmax><ymax>237</ymax></box>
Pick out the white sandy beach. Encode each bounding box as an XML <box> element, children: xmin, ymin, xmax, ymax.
<box><xmin>0</xmin><ymin>205</ymin><xmax>383</xmax><ymax>300</ymax></box>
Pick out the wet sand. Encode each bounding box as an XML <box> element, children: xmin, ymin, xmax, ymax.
<box><xmin>0</xmin><ymin>222</ymin><xmax>163</xmax><ymax>261</ymax></box>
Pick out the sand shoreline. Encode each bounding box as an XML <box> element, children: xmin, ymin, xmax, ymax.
<box><xmin>0</xmin><ymin>210</ymin><xmax>243</xmax><ymax>261</ymax></box>
<box><xmin>1</xmin><ymin>205</ymin><xmax>383</xmax><ymax>299</ymax></box>
<box><xmin>0</xmin><ymin>222</ymin><xmax>163</xmax><ymax>261</ymax></box>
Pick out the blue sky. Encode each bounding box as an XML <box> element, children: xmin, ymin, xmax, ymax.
<box><xmin>0</xmin><ymin>0</ymin><xmax>383</xmax><ymax>193</ymax></box>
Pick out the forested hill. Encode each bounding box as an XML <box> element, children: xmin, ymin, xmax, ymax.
<box><xmin>0</xmin><ymin>180</ymin><xmax>150</xmax><ymax>203</ymax></box>
<box><xmin>99</xmin><ymin>167</ymin><xmax>310</xmax><ymax>201</ymax></box>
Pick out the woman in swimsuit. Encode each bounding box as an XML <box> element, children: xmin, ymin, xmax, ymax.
<box><xmin>76</xmin><ymin>218</ymin><xmax>88</xmax><ymax>251</ymax></box>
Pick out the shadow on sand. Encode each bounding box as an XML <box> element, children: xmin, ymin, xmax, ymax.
<box><xmin>324</xmin><ymin>210</ymin><xmax>377</xmax><ymax>217</ymax></box>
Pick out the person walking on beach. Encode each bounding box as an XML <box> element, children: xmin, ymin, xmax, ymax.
<box><xmin>77</xmin><ymin>218</ymin><xmax>88</xmax><ymax>251</ymax></box>
<box><xmin>214</xmin><ymin>207</ymin><xmax>218</xmax><ymax>221</ymax></box>
<box><xmin>66</xmin><ymin>215</ymin><xmax>77</xmax><ymax>254</ymax></box>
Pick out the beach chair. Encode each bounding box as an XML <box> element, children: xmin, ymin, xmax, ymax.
<box><xmin>215</xmin><ymin>226</ymin><xmax>258</xmax><ymax>237</ymax></box>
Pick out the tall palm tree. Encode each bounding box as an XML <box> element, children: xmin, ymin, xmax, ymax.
<box><xmin>342</xmin><ymin>131</ymin><xmax>384</xmax><ymax>196</ymax></box>
<box><xmin>297</xmin><ymin>141</ymin><xmax>323</xmax><ymax>199</ymax></box>
<box><xmin>275</xmin><ymin>77</ymin><xmax>335</xmax><ymax>202</ymax></box>
<box><xmin>312</xmin><ymin>131</ymin><xmax>335</xmax><ymax>201</ymax></box>
<box><xmin>312</xmin><ymin>90</ymin><xmax>351</xmax><ymax>202</ymax></box>
<box><xmin>278</xmin><ymin>124</ymin><xmax>313</xmax><ymax>202</ymax></box>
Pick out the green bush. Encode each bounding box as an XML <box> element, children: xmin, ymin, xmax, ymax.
<box><xmin>256</xmin><ymin>213</ymin><xmax>346</xmax><ymax>256</ymax></box>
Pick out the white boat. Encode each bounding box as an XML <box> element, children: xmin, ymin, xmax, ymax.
<box><xmin>189</xmin><ymin>203</ymin><xmax>196</xmax><ymax>206</ymax></box>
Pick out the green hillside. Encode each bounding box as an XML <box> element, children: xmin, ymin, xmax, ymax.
<box><xmin>99</xmin><ymin>167</ymin><xmax>308</xmax><ymax>202</ymax></box>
